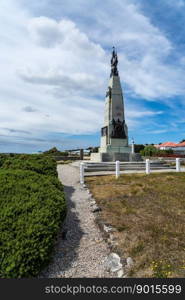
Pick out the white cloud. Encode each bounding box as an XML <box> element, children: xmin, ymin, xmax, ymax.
<box><xmin>0</xmin><ymin>3</ymin><xmax>107</xmax><ymax>143</ymax></box>
<box><xmin>18</xmin><ymin>0</ymin><xmax>185</xmax><ymax>101</ymax></box>
<box><xmin>126</xmin><ymin>109</ymin><xmax>162</xmax><ymax>118</ymax></box>
<box><xmin>1</xmin><ymin>0</ymin><xmax>185</xmax><ymax>151</ymax></box>
<box><xmin>149</xmin><ymin>129</ymin><xmax>168</xmax><ymax>134</ymax></box>
<box><xmin>28</xmin><ymin>16</ymin><xmax>62</xmax><ymax>47</ymax></box>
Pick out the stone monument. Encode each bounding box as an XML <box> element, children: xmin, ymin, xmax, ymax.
<box><xmin>91</xmin><ymin>47</ymin><xmax>141</xmax><ymax>162</ymax></box>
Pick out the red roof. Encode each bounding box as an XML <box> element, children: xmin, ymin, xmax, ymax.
<box><xmin>157</xmin><ymin>141</ymin><xmax>185</xmax><ymax>148</ymax></box>
<box><xmin>176</xmin><ymin>142</ymin><xmax>185</xmax><ymax>147</ymax></box>
<box><xmin>159</xmin><ymin>142</ymin><xmax>177</xmax><ymax>147</ymax></box>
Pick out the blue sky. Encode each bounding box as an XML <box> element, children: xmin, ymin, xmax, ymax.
<box><xmin>1</xmin><ymin>0</ymin><xmax>185</xmax><ymax>153</ymax></box>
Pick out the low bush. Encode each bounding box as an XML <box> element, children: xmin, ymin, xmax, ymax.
<box><xmin>134</xmin><ymin>144</ymin><xmax>145</xmax><ymax>153</ymax></box>
<box><xmin>0</xmin><ymin>154</ymin><xmax>8</xmax><ymax>167</ymax></box>
<box><xmin>2</xmin><ymin>154</ymin><xmax>57</xmax><ymax>177</ymax></box>
<box><xmin>0</xmin><ymin>169</ymin><xmax>66</xmax><ymax>278</ymax></box>
<box><xmin>140</xmin><ymin>145</ymin><xmax>174</xmax><ymax>157</ymax></box>
<box><xmin>43</xmin><ymin>147</ymin><xmax>68</xmax><ymax>156</ymax></box>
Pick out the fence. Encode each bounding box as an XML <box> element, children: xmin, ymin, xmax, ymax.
<box><xmin>80</xmin><ymin>158</ymin><xmax>182</xmax><ymax>184</ymax></box>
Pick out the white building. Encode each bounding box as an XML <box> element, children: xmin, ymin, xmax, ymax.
<box><xmin>155</xmin><ymin>142</ymin><xmax>185</xmax><ymax>154</ymax></box>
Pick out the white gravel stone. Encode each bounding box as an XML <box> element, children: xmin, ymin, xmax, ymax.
<box><xmin>91</xmin><ymin>205</ymin><xmax>101</xmax><ymax>213</ymax></box>
<box><xmin>117</xmin><ymin>269</ymin><xmax>124</xmax><ymax>278</ymax></box>
<box><xmin>104</xmin><ymin>253</ymin><xmax>122</xmax><ymax>273</ymax></box>
<box><xmin>103</xmin><ymin>225</ymin><xmax>113</xmax><ymax>233</ymax></box>
<box><xmin>126</xmin><ymin>257</ymin><xmax>134</xmax><ymax>268</ymax></box>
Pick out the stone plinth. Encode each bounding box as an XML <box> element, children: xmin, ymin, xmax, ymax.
<box><xmin>129</xmin><ymin>153</ymin><xmax>143</xmax><ymax>162</ymax></box>
<box><xmin>91</xmin><ymin>152</ymin><xmax>128</xmax><ymax>162</ymax></box>
<box><xmin>91</xmin><ymin>151</ymin><xmax>142</xmax><ymax>162</ymax></box>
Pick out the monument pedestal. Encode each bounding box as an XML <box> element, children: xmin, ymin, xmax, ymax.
<box><xmin>91</xmin><ymin>152</ymin><xmax>129</xmax><ymax>162</ymax></box>
<box><xmin>90</xmin><ymin>151</ymin><xmax>142</xmax><ymax>162</ymax></box>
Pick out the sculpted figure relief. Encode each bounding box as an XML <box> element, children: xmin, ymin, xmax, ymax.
<box><xmin>111</xmin><ymin>118</ymin><xmax>126</xmax><ymax>139</ymax></box>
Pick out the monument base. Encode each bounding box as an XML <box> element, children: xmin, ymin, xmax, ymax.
<box><xmin>90</xmin><ymin>152</ymin><xmax>142</xmax><ymax>162</ymax></box>
<box><xmin>129</xmin><ymin>153</ymin><xmax>143</xmax><ymax>161</ymax></box>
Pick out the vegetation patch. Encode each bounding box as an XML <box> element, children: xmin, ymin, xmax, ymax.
<box><xmin>86</xmin><ymin>173</ymin><xmax>185</xmax><ymax>277</ymax></box>
<box><xmin>2</xmin><ymin>154</ymin><xmax>57</xmax><ymax>177</ymax></box>
<box><xmin>140</xmin><ymin>145</ymin><xmax>173</xmax><ymax>157</ymax></box>
<box><xmin>43</xmin><ymin>147</ymin><xmax>69</xmax><ymax>157</ymax></box>
<box><xmin>0</xmin><ymin>154</ymin><xmax>66</xmax><ymax>278</ymax></box>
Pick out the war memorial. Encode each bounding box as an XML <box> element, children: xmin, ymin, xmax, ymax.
<box><xmin>91</xmin><ymin>47</ymin><xmax>141</xmax><ymax>162</ymax></box>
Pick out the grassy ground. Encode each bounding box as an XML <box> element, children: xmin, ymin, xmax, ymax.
<box><xmin>86</xmin><ymin>173</ymin><xmax>185</xmax><ymax>277</ymax></box>
<box><xmin>57</xmin><ymin>160</ymin><xmax>72</xmax><ymax>164</ymax></box>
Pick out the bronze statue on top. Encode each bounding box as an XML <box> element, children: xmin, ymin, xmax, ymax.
<box><xmin>110</xmin><ymin>46</ymin><xmax>118</xmax><ymax>77</ymax></box>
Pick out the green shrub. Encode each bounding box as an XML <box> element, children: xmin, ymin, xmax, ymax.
<box><xmin>2</xmin><ymin>154</ymin><xmax>57</xmax><ymax>177</ymax></box>
<box><xmin>140</xmin><ymin>145</ymin><xmax>158</xmax><ymax>156</ymax></box>
<box><xmin>140</xmin><ymin>145</ymin><xmax>174</xmax><ymax>157</ymax></box>
<box><xmin>0</xmin><ymin>169</ymin><xmax>66</xmax><ymax>278</ymax></box>
<box><xmin>0</xmin><ymin>154</ymin><xmax>8</xmax><ymax>167</ymax></box>
<box><xmin>43</xmin><ymin>147</ymin><xmax>68</xmax><ymax>156</ymax></box>
<box><xmin>134</xmin><ymin>144</ymin><xmax>145</xmax><ymax>153</ymax></box>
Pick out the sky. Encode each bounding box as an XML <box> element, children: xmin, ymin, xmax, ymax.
<box><xmin>1</xmin><ymin>0</ymin><xmax>185</xmax><ymax>153</ymax></box>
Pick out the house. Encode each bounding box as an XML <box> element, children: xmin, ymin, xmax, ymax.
<box><xmin>175</xmin><ymin>142</ymin><xmax>185</xmax><ymax>152</ymax></box>
<box><xmin>155</xmin><ymin>142</ymin><xmax>185</xmax><ymax>154</ymax></box>
<box><xmin>156</xmin><ymin>142</ymin><xmax>177</xmax><ymax>150</ymax></box>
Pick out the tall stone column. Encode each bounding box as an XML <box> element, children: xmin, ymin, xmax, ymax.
<box><xmin>90</xmin><ymin>47</ymin><xmax>143</xmax><ymax>162</ymax></box>
<box><xmin>99</xmin><ymin>48</ymin><xmax>131</xmax><ymax>161</ymax></box>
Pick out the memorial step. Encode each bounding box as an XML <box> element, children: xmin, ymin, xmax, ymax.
<box><xmin>83</xmin><ymin>161</ymin><xmax>175</xmax><ymax>172</ymax></box>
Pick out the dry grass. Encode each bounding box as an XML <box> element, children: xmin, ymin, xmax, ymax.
<box><xmin>86</xmin><ymin>173</ymin><xmax>185</xmax><ymax>277</ymax></box>
<box><xmin>57</xmin><ymin>160</ymin><xmax>72</xmax><ymax>164</ymax></box>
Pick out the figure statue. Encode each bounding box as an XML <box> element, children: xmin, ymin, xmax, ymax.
<box><xmin>110</xmin><ymin>47</ymin><xmax>118</xmax><ymax>77</ymax></box>
<box><xmin>111</xmin><ymin>118</ymin><xmax>126</xmax><ymax>138</ymax></box>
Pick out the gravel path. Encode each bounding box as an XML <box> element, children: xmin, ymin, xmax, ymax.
<box><xmin>40</xmin><ymin>162</ymin><xmax>111</xmax><ymax>278</ymax></box>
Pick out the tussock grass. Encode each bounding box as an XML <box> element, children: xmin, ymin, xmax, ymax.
<box><xmin>86</xmin><ymin>173</ymin><xmax>185</xmax><ymax>277</ymax></box>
